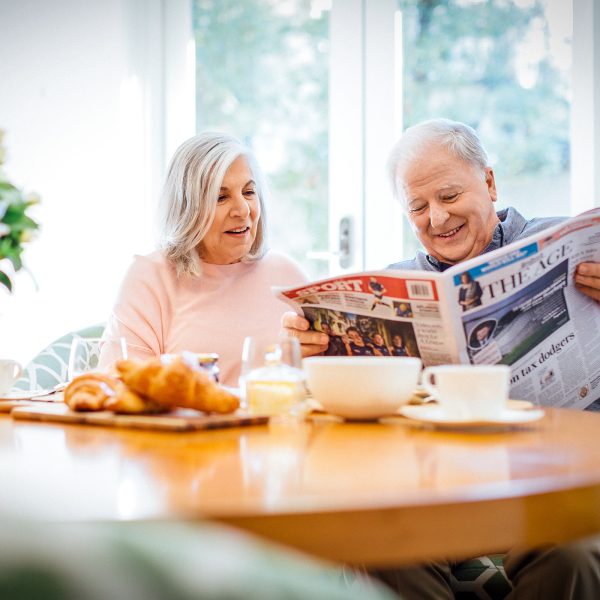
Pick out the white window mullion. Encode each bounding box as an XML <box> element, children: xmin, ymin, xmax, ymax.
<box><xmin>571</xmin><ymin>0</ymin><xmax>600</xmax><ymax>214</ymax></box>
<box><xmin>328</xmin><ymin>0</ymin><xmax>364</xmax><ymax>274</ymax></box>
<box><xmin>163</xmin><ymin>0</ymin><xmax>196</xmax><ymax>160</ymax></box>
<box><xmin>363</xmin><ymin>0</ymin><xmax>403</xmax><ymax>270</ymax></box>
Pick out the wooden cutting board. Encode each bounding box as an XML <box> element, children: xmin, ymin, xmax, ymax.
<box><xmin>10</xmin><ymin>402</ymin><xmax>269</xmax><ymax>432</ymax></box>
<box><xmin>0</xmin><ymin>400</ymin><xmax>36</xmax><ymax>413</ymax></box>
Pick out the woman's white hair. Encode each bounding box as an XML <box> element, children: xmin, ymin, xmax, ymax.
<box><xmin>157</xmin><ymin>132</ymin><xmax>268</xmax><ymax>277</ymax></box>
<box><xmin>387</xmin><ymin>118</ymin><xmax>490</xmax><ymax>203</ymax></box>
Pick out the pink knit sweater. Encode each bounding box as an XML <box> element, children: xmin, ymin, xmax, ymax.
<box><xmin>100</xmin><ymin>250</ymin><xmax>307</xmax><ymax>386</ymax></box>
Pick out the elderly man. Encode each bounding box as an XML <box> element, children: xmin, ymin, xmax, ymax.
<box><xmin>283</xmin><ymin>118</ymin><xmax>600</xmax><ymax>599</ymax></box>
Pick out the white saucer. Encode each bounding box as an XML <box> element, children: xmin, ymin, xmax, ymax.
<box><xmin>399</xmin><ymin>403</ymin><xmax>544</xmax><ymax>429</ymax></box>
<box><xmin>0</xmin><ymin>389</ymin><xmax>55</xmax><ymax>401</ymax></box>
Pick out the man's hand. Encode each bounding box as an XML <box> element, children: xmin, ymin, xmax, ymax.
<box><xmin>281</xmin><ymin>312</ymin><xmax>329</xmax><ymax>357</ymax></box>
<box><xmin>575</xmin><ymin>262</ymin><xmax>600</xmax><ymax>303</ymax></box>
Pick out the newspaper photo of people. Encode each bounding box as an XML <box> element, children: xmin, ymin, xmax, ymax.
<box><xmin>468</xmin><ymin>319</ymin><xmax>496</xmax><ymax>349</ymax></box>
<box><xmin>463</xmin><ymin>261</ymin><xmax>570</xmax><ymax>366</ymax></box>
<box><xmin>457</xmin><ymin>270</ymin><xmax>483</xmax><ymax>312</ymax></box>
<box><xmin>302</xmin><ymin>307</ymin><xmax>420</xmax><ymax>358</ymax></box>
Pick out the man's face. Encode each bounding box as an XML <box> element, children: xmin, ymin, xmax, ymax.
<box><xmin>348</xmin><ymin>329</ymin><xmax>362</xmax><ymax>343</ymax></box>
<box><xmin>373</xmin><ymin>333</ymin><xmax>384</xmax><ymax>345</ymax></box>
<box><xmin>476</xmin><ymin>325</ymin><xmax>491</xmax><ymax>342</ymax></box>
<box><xmin>397</xmin><ymin>145</ymin><xmax>499</xmax><ymax>264</ymax></box>
<box><xmin>321</xmin><ymin>323</ymin><xmax>332</xmax><ymax>335</ymax></box>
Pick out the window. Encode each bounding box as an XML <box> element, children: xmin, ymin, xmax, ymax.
<box><xmin>193</xmin><ymin>0</ymin><xmax>331</xmax><ymax>279</ymax></box>
<box><xmin>396</xmin><ymin>0</ymin><xmax>574</xmax><ymax>260</ymax></box>
<box><xmin>188</xmin><ymin>0</ymin><xmax>591</xmax><ymax>277</ymax></box>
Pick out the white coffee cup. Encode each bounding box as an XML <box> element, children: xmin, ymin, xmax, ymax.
<box><xmin>0</xmin><ymin>359</ymin><xmax>23</xmax><ymax>395</ymax></box>
<box><xmin>303</xmin><ymin>356</ymin><xmax>422</xmax><ymax>419</ymax></box>
<box><xmin>421</xmin><ymin>364</ymin><xmax>510</xmax><ymax>420</ymax></box>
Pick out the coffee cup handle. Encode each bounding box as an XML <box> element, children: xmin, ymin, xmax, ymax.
<box><xmin>10</xmin><ymin>361</ymin><xmax>23</xmax><ymax>384</ymax></box>
<box><xmin>421</xmin><ymin>367</ymin><xmax>438</xmax><ymax>399</ymax></box>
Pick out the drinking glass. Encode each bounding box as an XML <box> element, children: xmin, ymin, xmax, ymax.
<box><xmin>239</xmin><ymin>336</ymin><xmax>305</xmax><ymax>416</ymax></box>
<box><xmin>68</xmin><ymin>337</ymin><xmax>127</xmax><ymax>380</ymax></box>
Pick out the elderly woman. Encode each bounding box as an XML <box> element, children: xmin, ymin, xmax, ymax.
<box><xmin>100</xmin><ymin>132</ymin><xmax>307</xmax><ymax>386</ymax></box>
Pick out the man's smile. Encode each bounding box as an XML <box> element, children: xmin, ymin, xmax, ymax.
<box><xmin>435</xmin><ymin>224</ymin><xmax>464</xmax><ymax>239</ymax></box>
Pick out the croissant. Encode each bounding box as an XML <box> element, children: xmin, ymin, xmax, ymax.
<box><xmin>115</xmin><ymin>357</ymin><xmax>239</xmax><ymax>414</ymax></box>
<box><xmin>103</xmin><ymin>385</ymin><xmax>166</xmax><ymax>414</ymax></box>
<box><xmin>64</xmin><ymin>373</ymin><xmax>117</xmax><ymax>411</ymax></box>
<box><xmin>64</xmin><ymin>373</ymin><xmax>165</xmax><ymax>414</ymax></box>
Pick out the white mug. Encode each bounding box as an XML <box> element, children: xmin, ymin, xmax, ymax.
<box><xmin>0</xmin><ymin>359</ymin><xmax>23</xmax><ymax>395</ymax></box>
<box><xmin>421</xmin><ymin>364</ymin><xmax>510</xmax><ymax>420</ymax></box>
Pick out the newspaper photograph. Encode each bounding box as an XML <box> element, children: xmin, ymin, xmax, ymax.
<box><xmin>275</xmin><ymin>207</ymin><xmax>600</xmax><ymax>409</ymax></box>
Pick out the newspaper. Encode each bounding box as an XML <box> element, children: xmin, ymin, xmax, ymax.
<box><xmin>276</xmin><ymin>208</ymin><xmax>600</xmax><ymax>409</ymax></box>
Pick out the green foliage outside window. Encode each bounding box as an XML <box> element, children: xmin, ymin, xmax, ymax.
<box><xmin>193</xmin><ymin>0</ymin><xmax>329</xmax><ymax>277</ymax></box>
<box><xmin>192</xmin><ymin>0</ymin><xmax>571</xmax><ymax>268</ymax></box>
<box><xmin>398</xmin><ymin>0</ymin><xmax>571</xmax><ymax>260</ymax></box>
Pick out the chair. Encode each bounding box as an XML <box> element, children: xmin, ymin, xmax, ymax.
<box><xmin>0</xmin><ymin>519</ymin><xmax>396</xmax><ymax>600</ymax></box>
<box><xmin>13</xmin><ymin>323</ymin><xmax>105</xmax><ymax>391</ymax></box>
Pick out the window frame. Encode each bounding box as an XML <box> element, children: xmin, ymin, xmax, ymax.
<box><xmin>159</xmin><ymin>0</ymin><xmax>599</xmax><ymax>275</ymax></box>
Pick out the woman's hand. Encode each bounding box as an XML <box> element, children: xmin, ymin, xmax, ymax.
<box><xmin>281</xmin><ymin>312</ymin><xmax>329</xmax><ymax>357</ymax></box>
<box><xmin>575</xmin><ymin>262</ymin><xmax>600</xmax><ymax>303</ymax></box>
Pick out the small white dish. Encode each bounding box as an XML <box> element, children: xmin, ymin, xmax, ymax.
<box><xmin>399</xmin><ymin>402</ymin><xmax>544</xmax><ymax>429</ymax></box>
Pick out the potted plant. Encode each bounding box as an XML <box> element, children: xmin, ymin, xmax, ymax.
<box><xmin>0</xmin><ymin>129</ymin><xmax>40</xmax><ymax>292</ymax></box>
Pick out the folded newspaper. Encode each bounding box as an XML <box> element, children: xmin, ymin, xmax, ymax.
<box><xmin>276</xmin><ymin>208</ymin><xmax>600</xmax><ymax>409</ymax></box>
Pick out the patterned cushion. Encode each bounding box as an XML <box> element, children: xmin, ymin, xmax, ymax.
<box><xmin>13</xmin><ymin>324</ymin><xmax>105</xmax><ymax>391</ymax></box>
<box><xmin>450</xmin><ymin>555</ymin><xmax>512</xmax><ymax>599</ymax></box>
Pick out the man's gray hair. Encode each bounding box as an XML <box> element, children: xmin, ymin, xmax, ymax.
<box><xmin>157</xmin><ymin>132</ymin><xmax>268</xmax><ymax>277</ymax></box>
<box><xmin>387</xmin><ymin>118</ymin><xmax>490</xmax><ymax>201</ymax></box>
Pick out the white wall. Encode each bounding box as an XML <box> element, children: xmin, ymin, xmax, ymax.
<box><xmin>0</xmin><ymin>0</ymin><xmax>163</xmax><ymax>364</ymax></box>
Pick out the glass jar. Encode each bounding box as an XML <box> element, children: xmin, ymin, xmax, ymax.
<box><xmin>162</xmin><ymin>351</ymin><xmax>220</xmax><ymax>382</ymax></box>
<box><xmin>244</xmin><ymin>342</ymin><xmax>306</xmax><ymax>416</ymax></box>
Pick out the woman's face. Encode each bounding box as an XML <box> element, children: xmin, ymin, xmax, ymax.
<box><xmin>199</xmin><ymin>156</ymin><xmax>261</xmax><ymax>264</ymax></box>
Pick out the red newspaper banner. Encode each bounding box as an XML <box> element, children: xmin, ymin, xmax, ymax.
<box><xmin>281</xmin><ymin>274</ymin><xmax>439</xmax><ymax>302</ymax></box>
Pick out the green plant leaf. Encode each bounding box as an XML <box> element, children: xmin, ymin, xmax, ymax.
<box><xmin>0</xmin><ymin>181</ymin><xmax>19</xmax><ymax>193</ymax></box>
<box><xmin>0</xmin><ymin>270</ymin><xmax>12</xmax><ymax>292</ymax></box>
<box><xmin>0</xmin><ymin>237</ymin><xmax>13</xmax><ymax>256</ymax></box>
<box><xmin>0</xmin><ymin>186</ymin><xmax>23</xmax><ymax>204</ymax></box>
<box><xmin>3</xmin><ymin>204</ymin><xmax>27</xmax><ymax>224</ymax></box>
<box><xmin>7</xmin><ymin>252</ymin><xmax>22</xmax><ymax>271</ymax></box>
<box><xmin>20</xmin><ymin>215</ymin><xmax>38</xmax><ymax>230</ymax></box>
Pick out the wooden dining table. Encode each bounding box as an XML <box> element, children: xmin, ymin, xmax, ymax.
<box><xmin>2</xmin><ymin>405</ymin><xmax>600</xmax><ymax>567</ymax></box>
